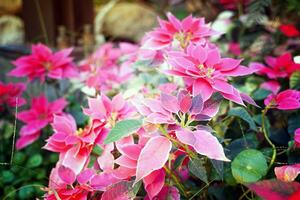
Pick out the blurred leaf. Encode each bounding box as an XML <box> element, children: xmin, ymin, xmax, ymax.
<box><xmin>252</xmin><ymin>88</ymin><xmax>271</xmax><ymax>100</ymax></box>
<box><xmin>228</xmin><ymin>107</ymin><xmax>257</xmax><ymax>131</ymax></box>
<box><xmin>290</xmin><ymin>71</ymin><xmax>300</xmax><ymax>89</ymax></box>
<box><xmin>2</xmin><ymin>171</ymin><xmax>14</xmax><ymax>183</ymax></box>
<box><xmin>18</xmin><ymin>186</ymin><xmax>35</xmax><ymax>199</ymax></box>
<box><xmin>188</xmin><ymin>157</ymin><xmax>208</xmax><ymax>184</ymax></box>
<box><xmin>3</xmin><ymin>186</ymin><xmax>16</xmax><ymax>200</ymax></box>
<box><xmin>288</xmin><ymin>114</ymin><xmax>300</xmax><ymax>136</ymax></box>
<box><xmin>26</xmin><ymin>154</ymin><xmax>42</xmax><ymax>168</ymax></box>
<box><xmin>13</xmin><ymin>152</ymin><xmax>26</xmax><ymax>165</ymax></box>
<box><xmin>231</xmin><ymin>149</ymin><xmax>268</xmax><ymax>183</ymax></box>
<box><xmin>4</xmin><ymin>123</ymin><xmax>14</xmax><ymax>139</ymax></box>
<box><xmin>104</xmin><ymin>119</ymin><xmax>142</xmax><ymax>144</ymax></box>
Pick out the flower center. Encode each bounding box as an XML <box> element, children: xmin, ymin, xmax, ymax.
<box><xmin>108</xmin><ymin>112</ymin><xmax>118</xmax><ymax>127</ymax></box>
<box><xmin>76</xmin><ymin>128</ymin><xmax>84</xmax><ymax>136</ymax></box>
<box><xmin>38</xmin><ymin>113</ymin><xmax>47</xmax><ymax>120</ymax></box>
<box><xmin>197</xmin><ymin>64</ymin><xmax>215</xmax><ymax>78</ymax></box>
<box><xmin>43</xmin><ymin>61</ymin><xmax>53</xmax><ymax>71</ymax></box>
<box><xmin>174</xmin><ymin>31</ymin><xmax>192</xmax><ymax>49</ymax></box>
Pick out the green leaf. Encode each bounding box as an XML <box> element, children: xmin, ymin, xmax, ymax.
<box><xmin>231</xmin><ymin>149</ymin><xmax>268</xmax><ymax>183</ymax></box>
<box><xmin>188</xmin><ymin>157</ymin><xmax>208</xmax><ymax>184</ymax></box>
<box><xmin>92</xmin><ymin>145</ymin><xmax>103</xmax><ymax>156</ymax></box>
<box><xmin>227</xmin><ymin>133</ymin><xmax>259</xmax><ymax>159</ymax></box>
<box><xmin>173</xmin><ymin>154</ymin><xmax>186</xmax><ymax>170</ymax></box>
<box><xmin>104</xmin><ymin>119</ymin><xmax>142</xmax><ymax>144</ymax></box>
<box><xmin>13</xmin><ymin>152</ymin><xmax>26</xmax><ymax>165</ymax></box>
<box><xmin>228</xmin><ymin>107</ymin><xmax>257</xmax><ymax>131</ymax></box>
<box><xmin>211</xmin><ymin>159</ymin><xmax>224</xmax><ymax>179</ymax></box>
<box><xmin>252</xmin><ymin>88</ymin><xmax>271</xmax><ymax>100</ymax></box>
<box><xmin>18</xmin><ymin>185</ymin><xmax>35</xmax><ymax>199</ymax></box>
<box><xmin>290</xmin><ymin>71</ymin><xmax>300</xmax><ymax>89</ymax></box>
<box><xmin>2</xmin><ymin>171</ymin><xmax>15</xmax><ymax>183</ymax></box>
<box><xmin>88</xmin><ymin>155</ymin><xmax>97</xmax><ymax>168</ymax></box>
<box><xmin>26</xmin><ymin>154</ymin><xmax>42</xmax><ymax>168</ymax></box>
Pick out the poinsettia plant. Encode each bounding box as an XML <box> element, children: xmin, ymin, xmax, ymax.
<box><xmin>1</xmin><ymin>2</ymin><xmax>300</xmax><ymax>199</ymax></box>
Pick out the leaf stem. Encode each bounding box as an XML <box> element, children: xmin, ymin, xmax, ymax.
<box><xmin>158</xmin><ymin>125</ymin><xmax>196</xmax><ymax>159</ymax></box>
<box><xmin>164</xmin><ymin>166</ymin><xmax>188</xmax><ymax>198</ymax></box>
<box><xmin>261</xmin><ymin>108</ymin><xmax>276</xmax><ymax>170</ymax></box>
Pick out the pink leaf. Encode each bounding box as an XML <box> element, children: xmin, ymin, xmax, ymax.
<box><xmin>135</xmin><ymin>136</ymin><xmax>172</xmax><ymax>183</ymax></box>
<box><xmin>176</xmin><ymin>128</ymin><xmax>230</xmax><ymax>161</ymax></box>
<box><xmin>58</xmin><ymin>165</ymin><xmax>76</xmax><ymax>185</ymax></box>
<box><xmin>179</xmin><ymin>94</ymin><xmax>192</xmax><ymax>113</ymax></box>
<box><xmin>161</xmin><ymin>93</ymin><xmax>179</xmax><ymax>113</ymax></box>
<box><xmin>101</xmin><ymin>181</ymin><xmax>137</xmax><ymax>200</ymax></box>
<box><xmin>247</xmin><ymin>179</ymin><xmax>300</xmax><ymax>200</ymax></box>
<box><xmin>190</xmin><ymin>94</ymin><xmax>203</xmax><ymax>114</ymax></box>
<box><xmin>275</xmin><ymin>164</ymin><xmax>300</xmax><ymax>182</ymax></box>
<box><xmin>143</xmin><ymin>169</ymin><xmax>166</xmax><ymax>199</ymax></box>
<box><xmin>192</xmin><ymin>78</ymin><xmax>213</xmax><ymax>101</ymax></box>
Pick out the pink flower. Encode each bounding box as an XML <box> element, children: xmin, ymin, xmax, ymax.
<box><xmin>84</xmin><ymin>93</ymin><xmax>136</xmax><ymax>129</ymax></box>
<box><xmin>166</xmin><ymin>43</ymin><xmax>255</xmax><ymax>105</ymax></box>
<box><xmin>228</xmin><ymin>42</ymin><xmax>241</xmax><ymax>56</ymax></box>
<box><xmin>294</xmin><ymin>128</ymin><xmax>300</xmax><ymax>148</ymax></box>
<box><xmin>264</xmin><ymin>89</ymin><xmax>300</xmax><ymax>110</ymax></box>
<box><xmin>114</xmin><ymin>136</ymin><xmax>171</xmax><ymax>199</ymax></box>
<box><xmin>135</xmin><ymin>90</ymin><xmax>220</xmax><ymax>125</ymax></box>
<box><xmin>279</xmin><ymin>24</ymin><xmax>300</xmax><ymax>37</ymax></box>
<box><xmin>16</xmin><ymin>95</ymin><xmax>67</xmax><ymax>149</ymax></box>
<box><xmin>44</xmin><ymin>114</ymin><xmax>98</xmax><ymax>175</ymax></box>
<box><xmin>45</xmin><ymin>184</ymin><xmax>90</xmax><ymax>200</ymax></box>
<box><xmin>253</xmin><ymin>53</ymin><xmax>300</xmax><ymax>79</ymax></box>
<box><xmin>9</xmin><ymin>43</ymin><xmax>78</xmax><ymax>82</ymax></box>
<box><xmin>0</xmin><ymin>82</ymin><xmax>26</xmax><ymax>110</ymax></box>
<box><xmin>275</xmin><ymin>164</ymin><xmax>300</xmax><ymax>182</ymax></box>
<box><xmin>260</xmin><ymin>80</ymin><xmax>281</xmax><ymax>94</ymax></box>
<box><xmin>219</xmin><ymin>0</ymin><xmax>249</xmax><ymax>10</ymax></box>
<box><xmin>142</xmin><ymin>12</ymin><xmax>216</xmax><ymax>50</ymax></box>
<box><xmin>80</xmin><ymin>42</ymin><xmax>138</xmax><ymax>92</ymax></box>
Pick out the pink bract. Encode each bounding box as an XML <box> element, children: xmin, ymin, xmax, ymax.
<box><xmin>166</xmin><ymin>43</ymin><xmax>256</xmax><ymax>105</ymax></box>
<box><xmin>80</xmin><ymin>42</ymin><xmax>138</xmax><ymax>92</ymax></box>
<box><xmin>16</xmin><ymin>95</ymin><xmax>67</xmax><ymax>149</ymax></box>
<box><xmin>176</xmin><ymin>128</ymin><xmax>230</xmax><ymax>161</ymax></box>
<box><xmin>44</xmin><ymin>114</ymin><xmax>98</xmax><ymax>175</ymax></box>
<box><xmin>9</xmin><ymin>43</ymin><xmax>78</xmax><ymax>82</ymax></box>
<box><xmin>275</xmin><ymin>164</ymin><xmax>300</xmax><ymax>182</ymax></box>
<box><xmin>84</xmin><ymin>93</ymin><xmax>136</xmax><ymax>129</ymax></box>
<box><xmin>135</xmin><ymin>90</ymin><xmax>219</xmax><ymax>125</ymax></box>
<box><xmin>260</xmin><ymin>80</ymin><xmax>281</xmax><ymax>94</ymax></box>
<box><xmin>228</xmin><ymin>42</ymin><xmax>241</xmax><ymax>56</ymax></box>
<box><xmin>264</xmin><ymin>89</ymin><xmax>300</xmax><ymax>110</ymax></box>
<box><xmin>294</xmin><ymin>128</ymin><xmax>300</xmax><ymax>148</ymax></box>
<box><xmin>142</xmin><ymin>12</ymin><xmax>216</xmax><ymax>50</ymax></box>
<box><xmin>0</xmin><ymin>82</ymin><xmax>26</xmax><ymax>110</ymax></box>
<box><xmin>279</xmin><ymin>24</ymin><xmax>300</xmax><ymax>37</ymax></box>
<box><xmin>252</xmin><ymin>53</ymin><xmax>300</xmax><ymax>79</ymax></box>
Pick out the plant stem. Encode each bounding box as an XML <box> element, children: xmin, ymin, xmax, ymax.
<box><xmin>164</xmin><ymin>166</ymin><xmax>188</xmax><ymax>198</ymax></box>
<box><xmin>261</xmin><ymin>108</ymin><xmax>276</xmax><ymax>170</ymax></box>
<box><xmin>158</xmin><ymin>125</ymin><xmax>196</xmax><ymax>159</ymax></box>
